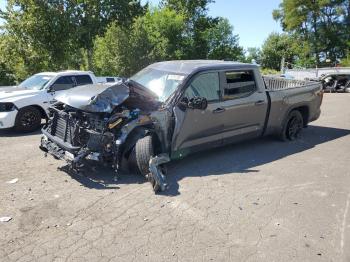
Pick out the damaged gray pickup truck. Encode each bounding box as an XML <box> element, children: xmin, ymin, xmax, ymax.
<box><xmin>40</xmin><ymin>60</ymin><xmax>323</xmax><ymax>192</ymax></box>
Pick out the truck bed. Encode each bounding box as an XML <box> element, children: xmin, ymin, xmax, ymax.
<box><xmin>262</xmin><ymin>76</ymin><xmax>323</xmax><ymax>136</ymax></box>
<box><xmin>263</xmin><ymin>76</ymin><xmax>321</xmax><ymax>91</ymax></box>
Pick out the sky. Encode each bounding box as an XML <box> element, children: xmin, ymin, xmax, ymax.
<box><xmin>0</xmin><ymin>0</ymin><xmax>4</xmax><ymax>25</ymax></box>
<box><xmin>0</xmin><ymin>0</ymin><xmax>283</xmax><ymax>49</ymax></box>
<box><xmin>208</xmin><ymin>0</ymin><xmax>283</xmax><ymax>48</ymax></box>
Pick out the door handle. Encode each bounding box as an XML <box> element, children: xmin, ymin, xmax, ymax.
<box><xmin>213</xmin><ymin>108</ymin><xmax>225</xmax><ymax>114</ymax></box>
<box><xmin>255</xmin><ymin>100</ymin><xmax>265</xmax><ymax>106</ymax></box>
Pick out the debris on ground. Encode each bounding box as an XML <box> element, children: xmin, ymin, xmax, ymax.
<box><xmin>6</xmin><ymin>178</ymin><xmax>18</xmax><ymax>184</ymax></box>
<box><xmin>148</xmin><ymin>154</ymin><xmax>170</xmax><ymax>192</ymax></box>
<box><xmin>0</xmin><ymin>217</ymin><xmax>12</xmax><ymax>222</ymax></box>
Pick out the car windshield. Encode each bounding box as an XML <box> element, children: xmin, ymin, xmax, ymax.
<box><xmin>130</xmin><ymin>68</ymin><xmax>185</xmax><ymax>102</ymax></box>
<box><xmin>19</xmin><ymin>75</ymin><xmax>53</xmax><ymax>90</ymax></box>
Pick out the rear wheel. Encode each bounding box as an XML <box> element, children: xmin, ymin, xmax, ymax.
<box><xmin>279</xmin><ymin>110</ymin><xmax>304</xmax><ymax>141</ymax></box>
<box><xmin>15</xmin><ymin>106</ymin><xmax>42</xmax><ymax>132</ymax></box>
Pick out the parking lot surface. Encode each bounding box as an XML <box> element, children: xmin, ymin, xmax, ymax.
<box><xmin>0</xmin><ymin>94</ymin><xmax>349</xmax><ymax>262</ymax></box>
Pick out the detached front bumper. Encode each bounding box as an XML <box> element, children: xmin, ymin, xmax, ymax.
<box><xmin>0</xmin><ymin>110</ymin><xmax>18</xmax><ymax>129</ymax></box>
<box><xmin>40</xmin><ymin>134</ymin><xmax>69</xmax><ymax>160</ymax></box>
<box><xmin>40</xmin><ymin>134</ymin><xmax>100</xmax><ymax>164</ymax></box>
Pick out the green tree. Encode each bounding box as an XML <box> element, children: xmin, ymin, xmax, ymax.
<box><xmin>206</xmin><ymin>18</ymin><xmax>244</xmax><ymax>61</ymax></box>
<box><xmin>0</xmin><ymin>34</ymin><xmax>15</xmax><ymax>85</ymax></box>
<box><xmin>93</xmin><ymin>7</ymin><xmax>186</xmax><ymax>76</ymax></box>
<box><xmin>0</xmin><ymin>0</ymin><xmax>77</xmax><ymax>77</ymax></box>
<box><xmin>273</xmin><ymin>0</ymin><xmax>347</xmax><ymax>66</ymax></box>
<box><xmin>260</xmin><ymin>33</ymin><xmax>296</xmax><ymax>71</ymax></box>
<box><xmin>72</xmin><ymin>0</ymin><xmax>146</xmax><ymax>70</ymax></box>
<box><xmin>245</xmin><ymin>47</ymin><xmax>262</xmax><ymax>64</ymax></box>
<box><xmin>161</xmin><ymin>0</ymin><xmax>219</xmax><ymax>59</ymax></box>
<box><xmin>0</xmin><ymin>0</ymin><xmax>146</xmax><ymax>80</ymax></box>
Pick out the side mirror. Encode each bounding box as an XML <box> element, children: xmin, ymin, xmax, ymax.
<box><xmin>47</xmin><ymin>86</ymin><xmax>54</xmax><ymax>93</ymax></box>
<box><xmin>188</xmin><ymin>97</ymin><xmax>208</xmax><ymax>110</ymax></box>
<box><xmin>47</xmin><ymin>84</ymin><xmax>61</xmax><ymax>93</ymax></box>
<box><xmin>178</xmin><ymin>97</ymin><xmax>208</xmax><ymax>111</ymax></box>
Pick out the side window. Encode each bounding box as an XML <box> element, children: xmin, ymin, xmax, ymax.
<box><xmin>184</xmin><ymin>72</ymin><xmax>220</xmax><ymax>102</ymax></box>
<box><xmin>51</xmin><ymin>76</ymin><xmax>75</xmax><ymax>91</ymax></box>
<box><xmin>106</xmin><ymin>77</ymin><xmax>115</xmax><ymax>83</ymax></box>
<box><xmin>75</xmin><ymin>75</ymin><xmax>93</xmax><ymax>86</ymax></box>
<box><xmin>224</xmin><ymin>71</ymin><xmax>256</xmax><ymax>100</ymax></box>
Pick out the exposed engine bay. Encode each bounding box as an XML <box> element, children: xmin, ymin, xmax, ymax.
<box><xmin>40</xmin><ymin>80</ymin><xmax>172</xmax><ymax>192</ymax></box>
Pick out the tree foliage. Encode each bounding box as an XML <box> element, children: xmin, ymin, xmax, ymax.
<box><xmin>0</xmin><ymin>0</ymin><xmax>244</xmax><ymax>82</ymax></box>
<box><xmin>94</xmin><ymin>7</ymin><xmax>186</xmax><ymax>76</ymax></box>
<box><xmin>260</xmin><ymin>33</ymin><xmax>297</xmax><ymax>70</ymax></box>
<box><xmin>206</xmin><ymin>18</ymin><xmax>244</xmax><ymax>61</ymax></box>
<box><xmin>273</xmin><ymin>0</ymin><xmax>350</xmax><ymax>66</ymax></box>
<box><xmin>1</xmin><ymin>0</ymin><xmax>350</xmax><ymax>82</ymax></box>
<box><xmin>0</xmin><ymin>0</ymin><xmax>145</xmax><ymax>82</ymax></box>
<box><xmin>71</xmin><ymin>0</ymin><xmax>146</xmax><ymax>69</ymax></box>
<box><xmin>0</xmin><ymin>0</ymin><xmax>77</xmax><ymax>79</ymax></box>
<box><xmin>245</xmin><ymin>47</ymin><xmax>261</xmax><ymax>65</ymax></box>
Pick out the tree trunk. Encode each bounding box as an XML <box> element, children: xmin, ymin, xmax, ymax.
<box><xmin>87</xmin><ymin>48</ymin><xmax>94</xmax><ymax>71</ymax></box>
<box><xmin>313</xmin><ymin>13</ymin><xmax>320</xmax><ymax>66</ymax></box>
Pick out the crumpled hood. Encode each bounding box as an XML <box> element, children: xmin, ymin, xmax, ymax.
<box><xmin>0</xmin><ymin>86</ymin><xmax>41</xmax><ymax>102</ymax></box>
<box><xmin>54</xmin><ymin>82</ymin><xmax>130</xmax><ymax>113</ymax></box>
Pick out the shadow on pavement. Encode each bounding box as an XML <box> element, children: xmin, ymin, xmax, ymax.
<box><xmin>0</xmin><ymin>125</ymin><xmax>44</xmax><ymax>137</ymax></box>
<box><xmin>58</xmin><ymin>125</ymin><xmax>350</xmax><ymax>194</ymax></box>
<box><xmin>59</xmin><ymin>163</ymin><xmax>144</xmax><ymax>190</ymax></box>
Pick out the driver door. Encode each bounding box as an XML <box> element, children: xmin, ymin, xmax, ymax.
<box><xmin>171</xmin><ymin>71</ymin><xmax>224</xmax><ymax>157</ymax></box>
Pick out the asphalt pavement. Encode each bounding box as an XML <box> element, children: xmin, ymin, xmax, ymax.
<box><xmin>0</xmin><ymin>93</ymin><xmax>349</xmax><ymax>262</ymax></box>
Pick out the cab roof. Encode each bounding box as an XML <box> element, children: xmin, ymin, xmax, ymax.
<box><xmin>35</xmin><ymin>70</ymin><xmax>93</xmax><ymax>77</ymax></box>
<box><xmin>148</xmin><ymin>60</ymin><xmax>258</xmax><ymax>75</ymax></box>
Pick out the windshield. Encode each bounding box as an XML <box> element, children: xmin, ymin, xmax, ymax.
<box><xmin>130</xmin><ymin>68</ymin><xmax>185</xmax><ymax>102</ymax></box>
<box><xmin>19</xmin><ymin>75</ymin><xmax>53</xmax><ymax>90</ymax></box>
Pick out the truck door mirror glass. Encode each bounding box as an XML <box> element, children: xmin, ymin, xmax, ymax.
<box><xmin>188</xmin><ymin>97</ymin><xmax>208</xmax><ymax>110</ymax></box>
<box><xmin>48</xmin><ymin>85</ymin><xmax>60</xmax><ymax>92</ymax></box>
<box><xmin>178</xmin><ymin>97</ymin><xmax>208</xmax><ymax>111</ymax></box>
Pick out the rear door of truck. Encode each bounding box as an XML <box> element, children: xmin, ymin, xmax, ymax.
<box><xmin>218</xmin><ymin>69</ymin><xmax>269</xmax><ymax>144</ymax></box>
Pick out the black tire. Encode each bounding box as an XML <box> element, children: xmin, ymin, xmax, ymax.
<box><xmin>128</xmin><ymin>147</ymin><xmax>138</xmax><ymax>173</ymax></box>
<box><xmin>128</xmin><ymin>135</ymin><xmax>154</xmax><ymax>176</ymax></box>
<box><xmin>279</xmin><ymin>110</ymin><xmax>304</xmax><ymax>141</ymax></box>
<box><xmin>15</xmin><ymin>106</ymin><xmax>42</xmax><ymax>132</ymax></box>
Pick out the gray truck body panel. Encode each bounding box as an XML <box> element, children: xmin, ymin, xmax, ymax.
<box><xmin>40</xmin><ymin>61</ymin><xmax>323</xmax><ymax>192</ymax></box>
<box><xmin>164</xmin><ymin>62</ymin><xmax>322</xmax><ymax>158</ymax></box>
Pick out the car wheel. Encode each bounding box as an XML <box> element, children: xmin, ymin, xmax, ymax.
<box><xmin>279</xmin><ymin>110</ymin><xmax>304</xmax><ymax>141</ymax></box>
<box><xmin>128</xmin><ymin>135</ymin><xmax>154</xmax><ymax>176</ymax></box>
<box><xmin>15</xmin><ymin>106</ymin><xmax>42</xmax><ymax>132</ymax></box>
<box><xmin>128</xmin><ymin>147</ymin><xmax>139</xmax><ymax>173</ymax></box>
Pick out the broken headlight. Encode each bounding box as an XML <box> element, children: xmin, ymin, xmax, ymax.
<box><xmin>0</xmin><ymin>102</ymin><xmax>16</xmax><ymax>112</ymax></box>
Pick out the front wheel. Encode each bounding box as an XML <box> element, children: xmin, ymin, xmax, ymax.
<box><xmin>279</xmin><ymin>110</ymin><xmax>304</xmax><ymax>141</ymax></box>
<box><xmin>14</xmin><ymin>106</ymin><xmax>42</xmax><ymax>132</ymax></box>
<box><xmin>128</xmin><ymin>135</ymin><xmax>154</xmax><ymax>176</ymax></box>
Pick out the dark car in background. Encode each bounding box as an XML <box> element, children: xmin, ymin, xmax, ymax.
<box><xmin>319</xmin><ymin>73</ymin><xmax>350</xmax><ymax>93</ymax></box>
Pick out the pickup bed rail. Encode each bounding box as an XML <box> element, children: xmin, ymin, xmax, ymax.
<box><xmin>263</xmin><ymin>76</ymin><xmax>320</xmax><ymax>91</ymax></box>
